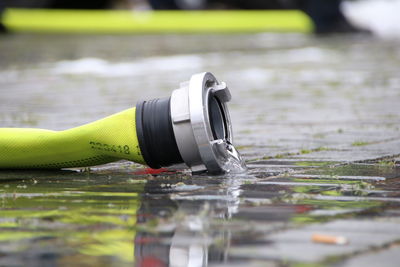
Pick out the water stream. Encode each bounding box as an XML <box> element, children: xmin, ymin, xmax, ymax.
<box><xmin>221</xmin><ymin>141</ymin><xmax>247</xmax><ymax>174</ymax></box>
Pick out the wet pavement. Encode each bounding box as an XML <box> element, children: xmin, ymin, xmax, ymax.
<box><xmin>0</xmin><ymin>32</ymin><xmax>400</xmax><ymax>266</ymax></box>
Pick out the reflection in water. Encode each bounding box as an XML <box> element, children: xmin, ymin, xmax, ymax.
<box><xmin>134</xmin><ymin>176</ymin><xmax>242</xmax><ymax>267</ymax></box>
<box><xmin>0</xmin><ymin>162</ymin><xmax>399</xmax><ymax>266</ymax></box>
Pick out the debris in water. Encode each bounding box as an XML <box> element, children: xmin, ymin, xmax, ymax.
<box><xmin>311</xmin><ymin>233</ymin><xmax>348</xmax><ymax>245</ymax></box>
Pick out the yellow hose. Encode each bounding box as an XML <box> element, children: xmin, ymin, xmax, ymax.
<box><xmin>3</xmin><ymin>9</ymin><xmax>313</xmax><ymax>34</ymax></box>
<box><xmin>0</xmin><ymin>108</ymin><xmax>145</xmax><ymax>169</ymax></box>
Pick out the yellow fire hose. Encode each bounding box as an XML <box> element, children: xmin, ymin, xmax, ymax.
<box><xmin>0</xmin><ymin>72</ymin><xmax>245</xmax><ymax>173</ymax></box>
<box><xmin>0</xmin><ymin>108</ymin><xmax>144</xmax><ymax>169</ymax></box>
<box><xmin>2</xmin><ymin>8</ymin><xmax>312</xmax><ymax>34</ymax></box>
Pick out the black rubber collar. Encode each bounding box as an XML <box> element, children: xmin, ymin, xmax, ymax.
<box><xmin>136</xmin><ymin>97</ymin><xmax>183</xmax><ymax>169</ymax></box>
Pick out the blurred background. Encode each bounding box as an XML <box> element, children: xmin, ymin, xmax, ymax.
<box><xmin>0</xmin><ymin>0</ymin><xmax>399</xmax><ymax>131</ymax></box>
<box><xmin>1</xmin><ymin>0</ymin><xmax>399</xmax><ymax>35</ymax></box>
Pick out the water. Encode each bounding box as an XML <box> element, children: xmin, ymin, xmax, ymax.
<box><xmin>221</xmin><ymin>141</ymin><xmax>247</xmax><ymax>174</ymax></box>
<box><xmin>0</xmin><ymin>32</ymin><xmax>400</xmax><ymax>266</ymax></box>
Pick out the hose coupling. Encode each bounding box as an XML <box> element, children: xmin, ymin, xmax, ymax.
<box><xmin>136</xmin><ymin>72</ymin><xmax>242</xmax><ymax>174</ymax></box>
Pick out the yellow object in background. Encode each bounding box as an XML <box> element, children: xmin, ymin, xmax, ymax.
<box><xmin>3</xmin><ymin>8</ymin><xmax>313</xmax><ymax>33</ymax></box>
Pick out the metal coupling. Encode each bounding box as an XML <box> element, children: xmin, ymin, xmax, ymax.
<box><xmin>170</xmin><ymin>72</ymin><xmax>233</xmax><ymax>173</ymax></box>
<box><xmin>136</xmin><ymin>72</ymin><xmax>242</xmax><ymax>174</ymax></box>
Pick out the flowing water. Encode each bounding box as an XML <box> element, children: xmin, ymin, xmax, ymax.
<box><xmin>0</xmin><ymin>32</ymin><xmax>400</xmax><ymax>266</ymax></box>
<box><xmin>221</xmin><ymin>141</ymin><xmax>247</xmax><ymax>174</ymax></box>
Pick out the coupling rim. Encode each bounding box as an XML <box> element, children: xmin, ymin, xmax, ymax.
<box><xmin>170</xmin><ymin>72</ymin><xmax>233</xmax><ymax>173</ymax></box>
